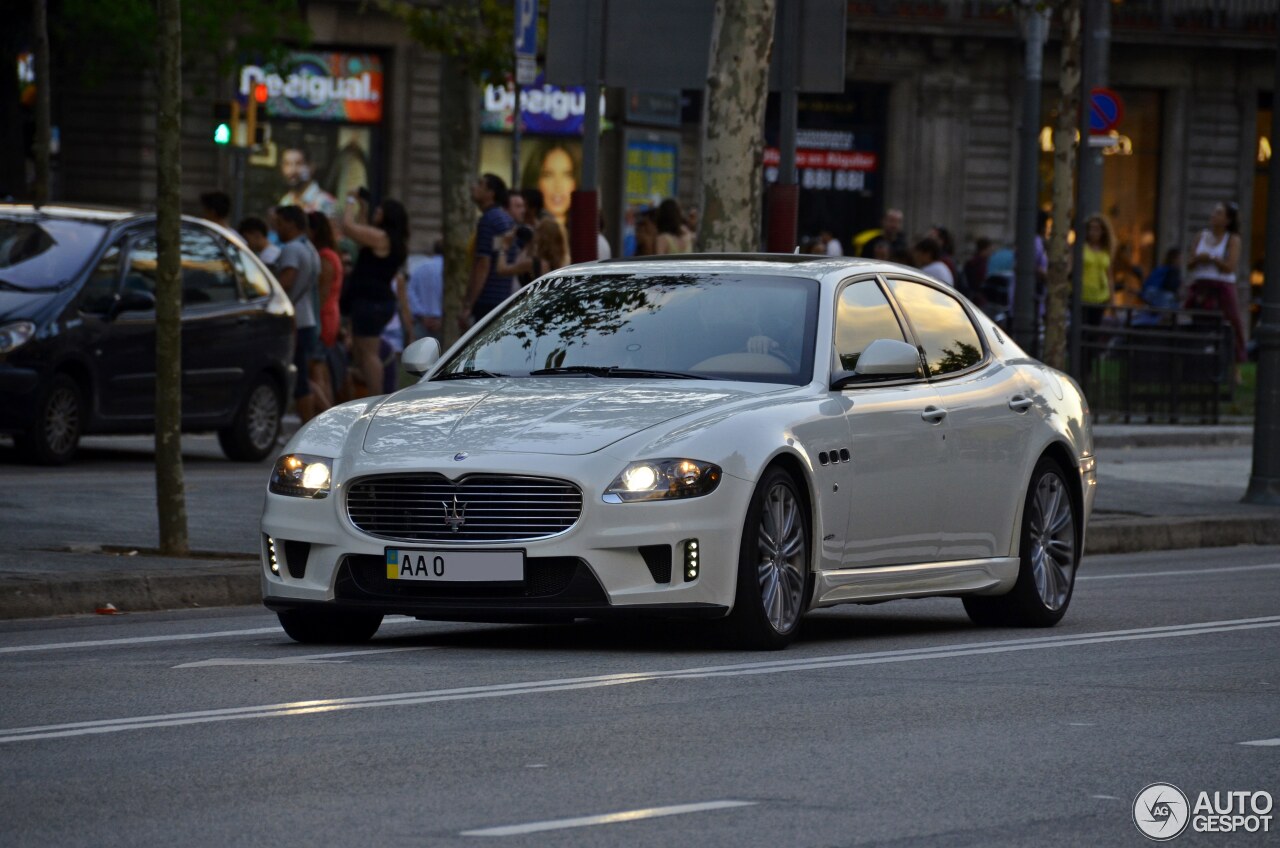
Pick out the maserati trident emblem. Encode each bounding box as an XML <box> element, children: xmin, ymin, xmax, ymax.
<box><xmin>454</xmin><ymin>452</ymin><xmax>469</xmax><ymax>461</ymax></box>
<box><xmin>442</xmin><ymin>495</ymin><xmax>467</xmax><ymax>532</ymax></box>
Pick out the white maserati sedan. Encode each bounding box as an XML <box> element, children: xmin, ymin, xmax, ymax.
<box><xmin>261</xmin><ymin>255</ymin><xmax>1094</xmax><ymax>649</ymax></box>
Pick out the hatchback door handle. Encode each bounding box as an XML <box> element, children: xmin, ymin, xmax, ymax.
<box><xmin>1008</xmin><ymin>395</ymin><xmax>1034</xmax><ymax>413</ymax></box>
<box><xmin>921</xmin><ymin>406</ymin><xmax>948</xmax><ymax>424</ymax></box>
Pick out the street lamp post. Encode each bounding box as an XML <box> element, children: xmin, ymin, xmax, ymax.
<box><xmin>1013</xmin><ymin>3</ymin><xmax>1049</xmax><ymax>356</ymax></box>
<box><xmin>1244</xmin><ymin>21</ymin><xmax>1280</xmax><ymax>505</ymax></box>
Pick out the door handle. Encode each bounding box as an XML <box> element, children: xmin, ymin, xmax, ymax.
<box><xmin>1008</xmin><ymin>395</ymin><xmax>1034</xmax><ymax>413</ymax></box>
<box><xmin>236</xmin><ymin>315</ymin><xmax>251</xmax><ymax>324</ymax></box>
<box><xmin>921</xmin><ymin>405</ymin><xmax>948</xmax><ymax>424</ymax></box>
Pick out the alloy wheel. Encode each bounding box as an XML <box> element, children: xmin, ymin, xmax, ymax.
<box><xmin>1027</xmin><ymin>471</ymin><xmax>1075</xmax><ymax>611</ymax></box>
<box><xmin>246</xmin><ymin>384</ymin><xmax>279</xmax><ymax>451</ymax></box>
<box><xmin>43</xmin><ymin>384</ymin><xmax>80</xmax><ymax>457</ymax></box>
<box><xmin>756</xmin><ymin>482</ymin><xmax>807</xmax><ymax>632</ymax></box>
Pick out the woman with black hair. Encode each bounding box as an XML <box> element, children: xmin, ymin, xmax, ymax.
<box><xmin>654</xmin><ymin>198</ymin><xmax>694</xmax><ymax>254</ymax></box>
<box><xmin>1185</xmin><ymin>201</ymin><xmax>1246</xmax><ymax>364</ymax></box>
<box><xmin>341</xmin><ymin>193</ymin><xmax>411</xmax><ymax>396</ymax></box>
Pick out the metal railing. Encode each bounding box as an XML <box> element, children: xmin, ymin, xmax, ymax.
<box><xmin>1078</xmin><ymin>306</ymin><xmax>1236</xmax><ymax>424</ymax></box>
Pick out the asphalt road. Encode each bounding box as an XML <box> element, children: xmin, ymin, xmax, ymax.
<box><xmin>1</xmin><ymin>545</ymin><xmax>1276</xmax><ymax>847</ymax></box>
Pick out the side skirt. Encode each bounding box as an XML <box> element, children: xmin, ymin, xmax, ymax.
<box><xmin>812</xmin><ymin>557</ymin><xmax>1019</xmax><ymax>606</ymax></box>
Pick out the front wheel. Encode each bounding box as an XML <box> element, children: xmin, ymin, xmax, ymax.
<box><xmin>723</xmin><ymin>467</ymin><xmax>811</xmax><ymax>650</ymax></box>
<box><xmin>963</xmin><ymin>457</ymin><xmax>1079</xmax><ymax>627</ymax></box>
<box><xmin>17</xmin><ymin>373</ymin><xmax>83</xmax><ymax>465</ymax></box>
<box><xmin>277</xmin><ymin>608</ymin><xmax>383</xmax><ymax>644</ymax></box>
<box><xmin>219</xmin><ymin>376</ymin><xmax>281</xmax><ymax>462</ymax></box>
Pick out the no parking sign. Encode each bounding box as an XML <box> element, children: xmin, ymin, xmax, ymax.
<box><xmin>1089</xmin><ymin>87</ymin><xmax>1124</xmax><ymax>134</ymax></box>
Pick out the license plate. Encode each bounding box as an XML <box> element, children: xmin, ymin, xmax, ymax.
<box><xmin>385</xmin><ymin>548</ymin><xmax>524</xmax><ymax>583</ymax></box>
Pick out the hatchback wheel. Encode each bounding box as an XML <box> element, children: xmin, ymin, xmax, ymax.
<box><xmin>219</xmin><ymin>377</ymin><xmax>281</xmax><ymax>462</ymax></box>
<box><xmin>963</xmin><ymin>457</ymin><xmax>1078</xmax><ymax>627</ymax></box>
<box><xmin>277</xmin><ymin>608</ymin><xmax>383</xmax><ymax>644</ymax></box>
<box><xmin>17</xmin><ymin>373</ymin><xmax>83</xmax><ymax>465</ymax></box>
<box><xmin>724</xmin><ymin>467</ymin><xmax>810</xmax><ymax>650</ymax></box>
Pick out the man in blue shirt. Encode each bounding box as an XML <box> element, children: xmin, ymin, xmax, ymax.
<box><xmin>463</xmin><ymin>173</ymin><xmax>516</xmax><ymax>328</ymax></box>
<box><xmin>407</xmin><ymin>241</ymin><xmax>444</xmax><ymax>341</ymax></box>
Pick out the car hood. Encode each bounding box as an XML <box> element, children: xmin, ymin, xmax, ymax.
<box><xmin>361</xmin><ymin>378</ymin><xmax>773</xmax><ymax>456</ymax></box>
<box><xmin>0</xmin><ymin>288</ymin><xmax>60</xmax><ymax>324</ymax></box>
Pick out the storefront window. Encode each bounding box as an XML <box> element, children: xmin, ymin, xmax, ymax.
<box><xmin>1040</xmin><ymin>89</ymin><xmax>1162</xmax><ymax>305</ymax></box>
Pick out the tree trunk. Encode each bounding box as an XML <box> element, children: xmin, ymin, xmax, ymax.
<box><xmin>1042</xmin><ymin>1</ymin><xmax>1081</xmax><ymax>372</ymax></box>
<box><xmin>32</xmin><ymin>0</ymin><xmax>51</xmax><ymax>204</ymax></box>
<box><xmin>155</xmin><ymin>0</ymin><xmax>189</xmax><ymax>556</ymax></box>
<box><xmin>697</xmin><ymin>0</ymin><xmax>777</xmax><ymax>252</ymax></box>
<box><xmin>438</xmin><ymin>51</ymin><xmax>479</xmax><ymax>351</ymax></box>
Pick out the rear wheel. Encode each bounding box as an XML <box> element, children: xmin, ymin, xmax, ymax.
<box><xmin>218</xmin><ymin>376</ymin><xmax>281</xmax><ymax>462</ymax></box>
<box><xmin>17</xmin><ymin>373</ymin><xmax>83</xmax><ymax>465</ymax></box>
<box><xmin>277</xmin><ymin>608</ymin><xmax>383</xmax><ymax>644</ymax></box>
<box><xmin>963</xmin><ymin>457</ymin><xmax>1078</xmax><ymax>627</ymax></box>
<box><xmin>723</xmin><ymin>467</ymin><xmax>810</xmax><ymax>650</ymax></box>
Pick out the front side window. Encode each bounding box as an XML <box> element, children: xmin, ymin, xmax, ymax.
<box><xmin>123</xmin><ymin>235</ymin><xmax>159</xmax><ymax>296</ymax></box>
<box><xmin>230</xmin><ymin>244</ymin><xmax>272</xmax><ymax>299</ymax></box>
<box><xmin>79</xmin><ymin>242</ymin><xmax>124</xmax><ymax>314</ymax></box>
<box><xmin>438</xmin><ymin>273</ymin><xmax>821</xmax><ymax>385</ymax></box>
<box><xmin>833</xmin><ymin>279</ymin><xmax>907</xmax><ymax>372</ymax></box>
<box><xmin>179</xmin><ymin>228</ymin><xmax>238</xmax><ymax>305</ymax></box>
<box><xmin>887</xmin><ymin>279</ymin><xmax>984</xmax><ymax>377</ymax></box>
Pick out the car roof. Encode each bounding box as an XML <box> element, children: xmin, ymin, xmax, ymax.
<box><xmin>0</xmin><ymin>203</ymin><xmax>139</xmax><ymax>224</ymax></box>
<box><xmin>569</xmin><ymin>252</ymin><xmax>895</xmax><ymax>282</ymax></box>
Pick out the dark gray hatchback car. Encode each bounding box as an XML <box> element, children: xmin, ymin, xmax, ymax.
<box><xmin>0</xmin><ymin>204</ymin><xmax>295</xmax><ymax>464</ymax></box>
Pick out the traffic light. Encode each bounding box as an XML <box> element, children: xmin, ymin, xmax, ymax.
<box><xmin>214</xmin><ymin>123</ymin><xmax>232</xmax><ymax>144</ymax></box>
<box><xmin>210</xmin><ymin>101</ymin><xmax>265</xmax><ymax>147</ymax></box>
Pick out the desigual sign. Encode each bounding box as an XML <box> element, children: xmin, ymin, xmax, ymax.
<box><xmin>238</xmin><ymin>52</ymin><xmax>383</xmax><ymax>124</ymax></box>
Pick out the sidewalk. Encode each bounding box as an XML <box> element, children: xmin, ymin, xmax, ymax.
<box><xmin>1</xmin><ymin>424</ymin><xmax>1276</xmax><ymax>620</ymax></box>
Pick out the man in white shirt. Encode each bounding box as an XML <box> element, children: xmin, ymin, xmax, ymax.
<box><xmin>913</xmin><ymin>237</ymin><xmax>955</xmax><ymax>287</ymax></box>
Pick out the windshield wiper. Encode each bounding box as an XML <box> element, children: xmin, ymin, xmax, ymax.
<box><xmin>432</xmin><ymin>368</ymin><xmax>508</xmax><ymax>381</ymax></box>
<box><xmin>528</xmin><ymin>365</ymin><xmax>707</xmax><ymax>380</ymax></box>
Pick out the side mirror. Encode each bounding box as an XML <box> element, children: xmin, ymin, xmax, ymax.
<box><xmin>401</xmin><ymin>337</ymin><xmax>441</xmax><ymax>377</ymax></box>
<box><xmin>831</xmin><ymin>338</ymin><xmax>922</xmax><ymax>389</ymax></box>
<box><xmin>110</xmin><ymin>288</ymin><xmax>157</xmax><ymax>318</ymax></box>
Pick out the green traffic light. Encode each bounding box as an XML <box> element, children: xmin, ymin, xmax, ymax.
<box><xmin>214</xmin><ymin>123</ymin><xmax>232</xmax><ymax>145</ymax></box>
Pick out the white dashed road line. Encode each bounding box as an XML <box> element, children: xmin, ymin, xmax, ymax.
<box><xmin>2</xmin><ymin>615</ymin><xmax>1277</xmax><ymax>745</ymax></box>
<box><xmin>1239</xmin><ymin>738</ymin><xmax>1280</xmax><ymax>747</ymax></box>
<box><xmin>460</xmin><ymin>800</ymin><xmax>757</xmax><ymax>836</ymax></box>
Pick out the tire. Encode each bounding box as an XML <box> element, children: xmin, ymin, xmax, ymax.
<box><xmin>16</xmin><ymin>373</ymin><xmax>83</xmax><ymax>465</ymax></box>
<box><xmin>277</xmin><ymin>608</ymin><xmax>383</xmax><ymax>645</ymax></box>
<box><xmin>963</xmin><ymin>456</ymin><xmax>1079</xmax><ymax>628</ymax></box>
<box><xmin>723</xmin><ymin>466</ymin><xmax>811</xmax><ymax>650</ymax></box>
<box><xmin>218</xmin><ymin>376</ymin><xmax>282</xmax><ymax>462</ymax></box>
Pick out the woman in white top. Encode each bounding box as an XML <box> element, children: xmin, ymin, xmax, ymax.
<box><xmin>913</xmin><ymin>237</ymin><xmax>955</xmax><ymax>287</ymax></box>
<box><xmin>1184</xmin><ymin>201</ymin><xmax>1246</xmax><ymax>363</ymax></box>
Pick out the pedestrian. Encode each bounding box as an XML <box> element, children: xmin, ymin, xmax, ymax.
<box><xmin>913</xmin><ymin>237</ymin><xmax>954</xmax><ymax>287</ymax></box>
<box><xmin>237</xmin><ymin>216</ymin><xmax>281</xmax><ymax>267</ymax></box>
<box><xmin>407</xmin><ymin>240</ymin><xmax>444</xmax><ymax>342</ymax></box>
<box><xmin>819</xmin><ymin>229</ymin><xmax>843</xmax><ymax>256</ymax></box>
<box><xmin>340</xmin><ymin>191</ymin><xmax>409</xmax><ymax>397</ymax></box>
<box><xmin>307</xmin><ymin>210</ymin><xmax>344</xmax><ymax>412</ymax></box>
<box><xmin>521</xmin><ymin>188</ymin><xmax>546</xmax><ymax>225</ymax></box>
<box><xmin>1141</xmin><ymin>247</ymin><xmax>1182</xmax><ymax>310</ymax></box>
<box><xmin>273</xmin><ymin>205</ymin><xmax>322</xmax><ymax>422</ymax></box>
<box><xmin>463</xmin><ymin>174</ymin><xmax>516</xmax><ymax>327</ymax></box>
<box><xmin>1081</xmin><ymin>214</ymin><xmax>1114</xmax><ymax>326</ymax></box>
<box><xmin>498</xmin><ymin>217</ymin><xmax>570</xmax><ymax>281</ymax></box>
<box><xmin>927</xmin><ymin>225</ymin><xmax>959</xmax><ymax>287</ymax></box>
<box><xmin>859</xmin><ymin>208</ymin><xmax>906</xmax><ymax>258</ymax></box>
<box><xmin>1185</xmin><ymin>202</ymin><xmax>1247</xmax><ymax>364</ymax></box>
<box><xmin>199</xmin><ymin>191</ymin><xmax>231</xmax><ymax>229</ymax></box>
<box><xmin>597</xmin><ymin>210</ymin><xmax>612</xmax><ymax>261</ymax></box>
<box><xmin>377</xmin><ymin>270</ymin><xmax>417</xmax><ymax>392</ymax></box>
<box><xmin>505</xmin><ymin>191</ymin><xmax>527</xmax><ymax>228</ymax></box>
<box><xmin>654</xmin><ymin>198</ymin><xmax>694</xmax><ymax>254</ymax></box>
<box><xmin>962</xmin><ymin>237</ymin><xmax>994</xmax><ymax>302</ymax></box>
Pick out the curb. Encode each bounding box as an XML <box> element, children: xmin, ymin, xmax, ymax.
<box><xmin>3</xmin><ymin>515</ymin><xmax>1278</xmax><ymax>619</ymax></box>
<box><xmin>1093</xmin><ymin>429</ymin><xmax>1253</xmax><ymax>449</ymax></box>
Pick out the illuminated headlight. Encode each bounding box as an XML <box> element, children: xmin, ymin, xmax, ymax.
<box><xmin>603</xmin><ymin>458</ymin><xmax>722</xmax><ymax>503</ymax></box>
<box><xmin>269</xmin><ymin>454</ymin><xmax>333</xmax><ymax>498</ymax></box>
<box><xmin>0</xmin><ymin>321</ymin><xmax>35</xmax><ymax>354</ymax></box>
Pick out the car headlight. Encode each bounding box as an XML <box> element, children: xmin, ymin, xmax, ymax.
<box><xmin>603</xmin><ymin>458</ymin><xmax>722</xmax><ymax>503</ymax></box>
<box><xmin>0</xmin><ymin>321</ymin><xmax>36</xmax><ymax>354</ymax></box>
<box><xmin>269</xmin><ymin>454</ymin><xmax>333</xmax><ymax>498</ymax></box>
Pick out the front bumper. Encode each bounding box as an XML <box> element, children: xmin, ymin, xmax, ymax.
<box><xmin>260</xmin><ymin>451</ymin><xmax>755</xmax><ymax>621</ymax></box>
<box><xmin>0</xmin><ymin>363</ymin><xmax>41</xmax><ymax>433</ymax></box>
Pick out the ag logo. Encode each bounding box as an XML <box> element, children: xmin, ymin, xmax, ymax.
<box><xmin>1134</xmin><ymin>783</ymin><xmax>1190</xmax><ymax>841</ymax></box>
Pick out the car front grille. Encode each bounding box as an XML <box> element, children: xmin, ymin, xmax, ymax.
<box><xmin>345</xmin><ymin>473</ymin><xmax>584</xmax><ymax>542</ymax></box>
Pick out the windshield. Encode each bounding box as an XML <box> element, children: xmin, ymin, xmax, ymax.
<box><xmin>0</xmin><ymin>218</ymin><xmax>108</xmax><ymax>290</ymax></box>
<box><xmin>439</xmin><ymin>272</ymin><xmax>820</xmax><ymax>385</ymax></box>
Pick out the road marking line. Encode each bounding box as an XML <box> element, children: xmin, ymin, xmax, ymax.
<box><xmin>1239</xmin><ymin>738</ymin><xmax>1280</xmax><ymax>747</ymax></box>
<box><xmin>0</xmin><ymin>617</ymin><xmax>420</xmax><ymax>655</ymax></box>
<box><xmin>172</xmin><ymin>646</ymin><xmax>433</xmax><ymax>668</ymax></box>
<box><xmin>2</xmin><ymin>615</ymin><xmax>1277</xmax><ymax>745</ymax></box>
<box><xmin>459</xmin><ymin>800</ymin><xmax>756</xmax><ymax>837</ymax></box>
<box><xmin>1079</xmin><ymin>563</ymin><xmax>1280</xmax><ymax>582</ymax></box>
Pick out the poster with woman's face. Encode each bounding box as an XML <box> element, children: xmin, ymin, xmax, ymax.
<box><xmin>521</xmin><ymin>140</ymin><xmax>581</xmax><ymax>226</ymax></box>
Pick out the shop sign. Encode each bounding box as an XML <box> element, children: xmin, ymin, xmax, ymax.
<box><xmin>764</xmin><ymin>146</ymin><xmax>878</xmax><ymax>191</ymax></box>
<box><xmin>625</xmin><ymin>136</ymin><xmax>678</xmax><ymax>207</ymax></box>
<box><xmin>482</xmin><ymin>73</ymin><xmax>595</xmax><ymax>136</ymax></box>
<box><xmin>239</xmin><ymin>52</ymin><xmax>383</xmax><ymax>124</ymax></box>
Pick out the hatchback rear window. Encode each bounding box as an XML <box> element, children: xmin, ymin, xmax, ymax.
<box><xmin>0</xmin><ymin>218</ymin><xmax>107</xmax><ymax>290</ymax></box>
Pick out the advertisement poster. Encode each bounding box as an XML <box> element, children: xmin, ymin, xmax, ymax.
<box><xmin>239</xmin><ymin>52</ymin><xmax>383</xmax><ymax>124</ymax></box>
<box><xmin>479</xmin><ymin>137</ymin><xmax>583</xmax><ymax>227</ymax></box>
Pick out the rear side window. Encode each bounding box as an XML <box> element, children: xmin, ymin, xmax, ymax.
<box><xmin>888</xmin><ymin>279</ymin><xmax>984</xmax><ymax>377</ymax></box>
<box><xmin>230</xmin><ymin>244</ymin><xmax>273</xmax><ymax>299</ymax></box>
<box><xmin>80</xmin><ymin>242</ymin><xmax>124</xmax><ymax>313</ymax></box>
<box><xmin>834</xmin><ymin>279</ymin><xmax>907</xmax><ymax>372</ymax></box>
<box><xmin>179</xmin><ymin>228</ymin><xmax>238</xmax><ymax>305</ymax></box>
